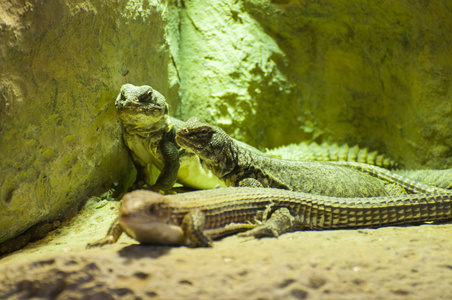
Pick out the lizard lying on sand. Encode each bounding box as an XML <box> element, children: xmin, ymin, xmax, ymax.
<box><xmin>267</xmin><ymin>143</ymin><xmax>452</xmax><ymax>189</ymax></box>
<box><xmin>87</xmin><ymin>188</ymin><xmax>452</xmax><ymax>248</ymax></box>
<box><xmin>175</xmin><ymin>118</ymin><xmax>451</xmax><ymax>197</ymax></box>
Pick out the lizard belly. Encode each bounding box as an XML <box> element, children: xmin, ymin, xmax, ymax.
<box><xmin>125</xmin><ymin>134</ymin><xmax>224</xmax><ymax>189</ymax></box>
<box><xmin>178</xmin><ymin>152</ymin><xmax>227</xmax><ymax>189</ymax></box>
<box><xmin>125</xmin><ymin>135</ymin><xmax>163</xmax><ymax>169</ymax></box>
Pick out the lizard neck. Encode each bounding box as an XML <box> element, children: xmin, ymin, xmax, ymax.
<box><xmin>207</xmin><ymin>136</ymin><xmax>240</xmax><ymax>180</ymax></box>
<box><xmin>123</xmin><ymin>115</ymin><xmax>173</xmax><ymax>138</ymax></box>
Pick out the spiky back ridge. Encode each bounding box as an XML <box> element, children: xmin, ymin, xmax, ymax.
<box><xmin>266</xmin><ymin>142</ymin><xmax>397</xmax><ymax>169</ymax></box>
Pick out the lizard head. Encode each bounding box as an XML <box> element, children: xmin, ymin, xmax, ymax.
<box><xmin>115</xmin><ymin>83</ymin><xmax>169</xmax><ymax>132</ymax></box>
<box><xmin>175</xmin><ymin>117</ymin><xmax>235</xmax><ymax>171</ymax></box>
<box><xmin>119</xmin><ymin>190</ymin><xmax>185</xmax><ymax>245</ymax></box>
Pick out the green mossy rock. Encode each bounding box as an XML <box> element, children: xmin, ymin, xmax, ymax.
<box><xmin>0</xmin><ymin>0</ymin><xmax>171</xmax><ymax>244</ymax></box>
<box><xmin>174</xmin><ymin>0</ymin><xmax>452</xmax><ymax>169</ymax></box>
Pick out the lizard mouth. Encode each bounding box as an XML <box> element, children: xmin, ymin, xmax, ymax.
<box><xmin>175</xmin><ymin>133</ymin><xmax>204</xmax><ymax>153</ymax></box>
<box><xmin>116</xmin><ymin>102</ymin><xmax>164</xmax><ymax>115</ymax></box>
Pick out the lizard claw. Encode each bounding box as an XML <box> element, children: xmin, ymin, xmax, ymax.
<box><xmin>86</xmin><ymin>236</ymin><xmax>116</xmax><ymax>249</ymax></box>
<box><xmin>238</xmin><ymin>224</ymin><xmax>280</xmax><ymax>238</ymax></box>
<box><xmin>148</xmin><ymin>184</ymin><xmax>176</xmax><ymax>195</ymax></box>
<box><xmin>238</xmin><ymin>207</ymin><xmax>294</xmax><ymax>239</ymax></box>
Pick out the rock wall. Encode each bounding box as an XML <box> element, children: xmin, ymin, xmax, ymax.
<box><xmin>172</xmin><ymin>0</ymin><xmax>297</xmax><ymax>148</ymax></box>
<box><xmin>1</xmin><ymin>0</ymin><xmax>451</xmax><ymax>245</ymax></box>
<box><xmin>248</xmin><ymin>0</ymin><xmax>452</xmax><ymax>169</ymax></box>
<box><xmin>173</xmin><ymin>0</ymin><xmax>452</xmax><ymax>169</ymax></box>
<box><xmin>0</xmin><ymin>0</ymin><xmax>173</xmax><ymax>244</ymax></box>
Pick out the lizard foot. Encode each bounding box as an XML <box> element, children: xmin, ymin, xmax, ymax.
<box><xmin>238</xmin><ymin>207</ymin><xmax>294</xmax><ymax>238</ymax></box>
<box><xmin>148</xmin><ymin>184</ymin><xmax>176</xmax><ymax>195</ymax></box>
<box><xmin>86</xmin><ymin>218</ymin><xmax>123</xmax><ymax>249</ymax></box>
<box><xmin>86</xmin><ymin>236</ymin><xmax>117</xmax><ymax>249</ymax></box>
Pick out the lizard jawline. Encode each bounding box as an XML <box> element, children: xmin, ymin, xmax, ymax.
<box><xmin>175</xmin><ymin>135</ymin><xmax>205</xmax><ymax>153</ymax></box>
<box><xmin>119</xmin><ymin>219</ymin><xmax>185</xmax><ymax>246</ymax></box>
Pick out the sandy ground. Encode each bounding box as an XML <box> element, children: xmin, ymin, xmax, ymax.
<box><xmin>1</xmin><ymin>196</ymin><xmax>452</xmax><ymax>300</ymax></box>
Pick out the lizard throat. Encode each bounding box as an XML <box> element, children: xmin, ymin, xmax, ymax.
<box><xmin>120</xmin><ymin>218</ymin><xmax>185</xmax><ymax>246</ymax></box>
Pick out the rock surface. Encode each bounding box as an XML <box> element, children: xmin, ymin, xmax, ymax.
<box><xmin>174</xmin><ymin>0</ymin><xmax>452</xmax><ymax>169</ymax></box>
<box><xmin>0</xmin><ymin>196</ymin><xmax>451</xmax><ymax>299</ymax></box>
<box><xmin>0</xmin><ymin>0</ymin><xmax>173</xmax><ymax>244</ymax></box>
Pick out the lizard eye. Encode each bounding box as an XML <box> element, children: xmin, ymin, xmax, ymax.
<box><xmin>138</xmin><ymin>90</ymin><xmax>153</xmax><ymax>104</ymax></box>
<box><xmin>148</xmin><ymin>204</ymin><xmax>157</xmax><ymax>215</ymax></box>
<box><xmin>198</xmin><ymin>128</ymin><xmax>211</xmax><ymax>137</ymax></box>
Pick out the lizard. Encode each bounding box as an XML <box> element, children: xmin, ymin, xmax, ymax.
<box><xmin>115</xmin><ymin>83</ymin><xmax>182</xmax><ymax>193</ymax></box>
<box><xmin>86</xmin><ymin>188</ymin><xmax>452</xmax><ymax>248</ymax></box>
<box><xmin>393</xmin><ymin>169</ymin><xmax>452</xmax><ymax>190</ymax></box>
<box><xmin>116</xmin><ymin>84</ymin><xmax>402</xmax><ymax>193</ymax></box>
<box><xmin>175</xmin><ymin>117</ymin><xmax>452</xmax><ymax>197</ymax></box>
<box><xmin>267</xmin><ymin>142</ymin><xmax>452</xmax><ymax>189</ymax></box>
<box><xmin>116</xmin><ymin>83</ymin><xmax>275</xmax><ymax>193</ymax></box>
<box><xmin>116</xmin><ymin>84</ymin><xmax>255</xmax><ymax>192</ymax></box>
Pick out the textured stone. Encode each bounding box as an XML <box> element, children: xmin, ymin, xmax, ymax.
<box><xmin>173</xmin><ymin>0</ymin><xmax>297</xmax><ymax>147</ymax></box>
<box><xmin>173</xmin><ymin>0</ymin><xmax>452</xmax><ymax>169</ymax></box>
<box><xmin>0</xmin><ymin>0</ymin><xmax>172</xmax><ymax>244</ymax></box>
<box><xmin>252</xmin><ymin>0</ymin><xmax>452</xmax><ymax>169</ymax></box>
<box><xmin>1</xmin><ymin>196</ymin><xmax>452</xmax><ymax>299</ymax></box>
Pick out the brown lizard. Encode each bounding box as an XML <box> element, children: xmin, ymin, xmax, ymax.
<box><xmin>87</xmin><ymin>188</ymin><xmax>452</xmax><ymax>248</ymax></box>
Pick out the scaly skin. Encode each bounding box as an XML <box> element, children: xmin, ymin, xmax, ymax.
<box><xmin>326</xmin><ymin>161</ymin><xmax>452</xmax><ymax>194</ymax></box>
<box><xmin>266</xmin><ymin>143</ymin><xmax>452</xmax><ymax>189</ymax></box>
<box><xmin>394</xmin><ymin>169</ymin><xmax>452</xmax><ymax>190</ymax></box>
<box><xmin>117</xmin><ymin>84</ymin><xmax>269</xmax><ymax>192</ymax></box>
<box><xmin>266</xmin><ymin>141</ymin><xmax>398</xmax><ymax>169</ymax></box>
<box><xmin>87</xmin><ymin>188</ymin><xmax>452</xmax><ymax>248</ymax></box>
<box><xmin>175</xmin><ymin>118</ymin><xmax>451</xmax><ymax>197</ymax></box>
<box><xmin>116</xmin><ymin>84</ymin><xmax>225</xmax><ymax>192</ymax></box>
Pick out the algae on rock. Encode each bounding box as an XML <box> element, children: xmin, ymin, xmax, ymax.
<box><xmin>170</xmin><ymin>0</ymin><xmax>452</xmax><ymax>169</ymax></box>
<box><xmin>172</xmin><ymin>0</ymin><xmax>303</xmax><ymax>147</ymax></box>
<box><xmin>242</xmin><ymin>0</ymin><xmax>452</xmax><ymax>169</ymax></box>
<box><xmin>0</xmin><ymin>0</ymin><xmax>172</xmax><ymax>244</ymax></box>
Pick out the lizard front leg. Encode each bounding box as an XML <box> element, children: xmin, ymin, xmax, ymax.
<box><xmin>86</xmin><ymin>218</ymin><xmax>123</xmax><ymax>248</ymax></box>
<box><xmin>181</xmin><ymin>210</ymin><xmax>212</xmax><ymax>247</ymax></box>
<box><xmin>150</xmin><ymin>140</ymin><xmax>180</xmax><ymax>194</ymax></box>
<box><xmin>238</xmin><ymin>178</ymin><xmax>264</xmax><ymax>188</ymax></box>
<box><xmin>130</xmin><ymin>152</ymin><xmax>153</xmax><ymax>190</ymax></box>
